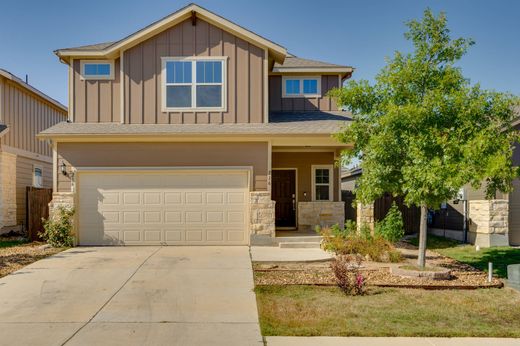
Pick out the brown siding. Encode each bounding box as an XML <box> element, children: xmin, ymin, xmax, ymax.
<box><xmin>57</xmin><ymin>142</ymin><xmax>268</xmax><ymax>192</ymax></box>
<box><xmin>0</xmin><ymin>78</ymin><xmax>66</xmax><ymax>156</ymax></box>
<box><xmin>118</xmin><ymin>18</ymin><xmax>265</xmax><ymax>124</ymax></box>
<box><xmin>272</xmin><ymin>152</ymin><xmax>340</xmax><ymax>202</ymax></box>
<box><xmin>269</xmin><ymin>75</ymin><xmax>339</xmax><ymax>112</ymax></box>
<box><xmin>15</xmin><ymin>157</ymin><xmax>52</xmax><ymax>225</ymax></box>
<box><xmin>72</xmin><ymin>58</ymin><xmax>121</xmax><ymax>123</ymax></box>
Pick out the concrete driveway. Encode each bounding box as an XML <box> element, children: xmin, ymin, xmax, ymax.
<box><xmin>0</xmin><ymin>246</ymin><xmax>262</xmax><ymax>346</ymax></box>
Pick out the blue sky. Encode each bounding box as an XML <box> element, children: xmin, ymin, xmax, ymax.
<box><xmin>1</xmin><ymin>0</ymin><xmax>519</xmax><ymax>106</ymax></box>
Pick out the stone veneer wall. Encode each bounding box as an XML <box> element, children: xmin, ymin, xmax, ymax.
<box><xmin>356</xmin><ymin>203</ymin><xmax>375</xmax><ymax>230</ymax></box>
<box><xmin>0</xmin><ymin>152</ymin><xmax>17</xmax><ymax>228</ymax></box>
<box><xmin>250</xmin><ymin>191</ymin><xmax>276</xmax><ymax>244</ymax></box>
<box><xmin>49</xmin><ymin>192</ymin><xmax>75</xmax><ymax>217</ymax></box>
<box><xmin>468</xmin><ymin>199</ymin><xmax>509</xmax><ymax>247</ymax></box>
<box><xmin>298</xmin><ymin>201</ymin><xmax>345</xmax><ymax>231</ymax></box>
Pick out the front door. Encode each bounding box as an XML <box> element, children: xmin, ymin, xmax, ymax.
<box><xmin>272</xmin><ymin>170</ymin><xmax>296</xmax><ymax>228</ymax></box>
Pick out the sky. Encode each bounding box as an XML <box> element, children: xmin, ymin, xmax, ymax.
<box><xmin>1</xmin><ymin>0</ymin><xmax>519</xmax><ymax>106</ymax></box>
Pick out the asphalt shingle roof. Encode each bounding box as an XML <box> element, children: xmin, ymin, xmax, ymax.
<box><xmin>38</xmin><ymin>111</ymin><xmax>352</xmax><ymax>137</ymax></box>
<box><xmin>273</xmin><ymin>55</ymin><xmax>351</xmax><ymax>69</ymax></box>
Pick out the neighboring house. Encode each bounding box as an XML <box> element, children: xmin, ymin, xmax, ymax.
<box><xmin>38</xmin><ymin>4</ymin><xmax>352</xmax><ymax>246</ymax></box>
<box><xmin>341</xmin><ymin>166</ymin><xmax>362</xmax><ymax>192</ymax></box>
<box><xmin>0</xmin><ymin>69</ymin><xmax>67</xmax><ymax>232</ymax></box>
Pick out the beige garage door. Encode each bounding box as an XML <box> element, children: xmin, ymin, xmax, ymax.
<box><xmin>78</xmin><ymin>170</ymin><xmax>249</xmax><ymax>245</ymax></box>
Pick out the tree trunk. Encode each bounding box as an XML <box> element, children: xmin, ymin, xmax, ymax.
<box><xmin>417</xmin><ymin>205</ymin><xmax>428</xmax><ymax>268</ymax></box>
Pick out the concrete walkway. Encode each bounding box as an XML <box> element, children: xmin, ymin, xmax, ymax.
<box><xmin>250</xmin><ymin>246</ymin><xmax>333</xmax><ymax>262</ymax></box>
<box><xmin>0</xmin><ymin>246</ymin><xmax>262</xmax><ymax>346</ymax></box>
<box><xmin>266</xmin><ymin>337</ymin><xmax>520</xmax><ymax>345</ymax></box>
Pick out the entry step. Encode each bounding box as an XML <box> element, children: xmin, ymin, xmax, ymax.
<box><xmin>278</xmin><ymin>242</ymin><xmax>321</xmax><ymax>249</ymax></box>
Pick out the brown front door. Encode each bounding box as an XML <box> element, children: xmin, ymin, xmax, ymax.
<box><xmin>272</xmin><ymin>170</ymin><xmax>296</xmax><ymax>228</ymax></box>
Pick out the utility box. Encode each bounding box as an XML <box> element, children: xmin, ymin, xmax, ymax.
<box><xmin>507</xmin><ymin>264</ymin><xmax>520</xmax><ymax>290</ymax></box>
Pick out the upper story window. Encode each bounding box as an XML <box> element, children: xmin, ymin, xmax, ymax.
<box><xmin>162</xmin><ymin>57</ymin><xmax>227</xmax><ymax>111</ymax></box>
<box><xmin>282</xmin><ymin>76</ymin><xmax>321</xmax><ymax>98</ymax></box>
<box><xmin>33</xmin><ymin>165</ymin><xmax>43</xmax><ymax>188</ymax></box>
<box><xmin>80</xmin><ymin>60</ymin><xmax>114</xmax><ymax>80</ymax></box>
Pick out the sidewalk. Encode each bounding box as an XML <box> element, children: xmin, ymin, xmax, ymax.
<box><xmin>266</xmin><ymin>337</ymin><xmax>520</xmax><ymax>345</ymax></box>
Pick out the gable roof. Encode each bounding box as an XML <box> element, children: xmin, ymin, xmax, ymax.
<box><xmin>0</xmin><ymin>69</ymin><xmax>67</xmax><ymax>113</ymax></box>
<box><xmin>272</xmin><ymin>54</ymin><xmax>353</xmax><ymax>77</ymax></box>
<box><xmin>55</xmin><ymin>3</ymin><xmax>287</xmax><ymax>64</ymax></box>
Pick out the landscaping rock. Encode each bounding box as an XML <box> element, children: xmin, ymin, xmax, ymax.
<box><xmin>391</xmin><ymin>265</ymin><xmax>452</xmax><ymax>280</ymax></box>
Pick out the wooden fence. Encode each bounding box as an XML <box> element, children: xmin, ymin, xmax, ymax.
<box><xmin>341</xmin><ymin>191</ymin><xmax>357</xmax><ymax>222</ymax></box>
<box><xmin>26</xmin><ymin>187</ymin><xmax>53</xmax><ymax>241</ymax></box>
<box><xmin>374</xmin><ymin>193</ymin><xmax>420</xmax><ymax>234</ymax></box>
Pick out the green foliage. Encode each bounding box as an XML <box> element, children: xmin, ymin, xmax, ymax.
<box><xmin>317</xmin><ymin>222</ymin><xmax>402</xmax><ymax>263</ymax></box>
<box><xmin>329</xmin><ymin>9</ymin><xmax>520</xmax><ymax>209</ymax></box>
<box><xmin>40</xmin><ymin>207</ymin><xmax>75</xmax><ymax>247</ymax></box>
<box><xmin>374</xmin><ymin>202</ymin><xmax>405</xmax><ymax>243</ymax></box>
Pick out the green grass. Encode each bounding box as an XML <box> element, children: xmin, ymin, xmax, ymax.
<box><xmin>408</xmin><ymin>234</ymin><xmax>520</xmax><ymax>278</ymax></box>
<box><xmin>0</xmin><ymin>239</ymin><xmax>27</xmax><ymax>248</ymax></box>
<box><xmin>255</xmin><ymin>285</ymin><xmax>520</xmax><ymax>337</ymax></box>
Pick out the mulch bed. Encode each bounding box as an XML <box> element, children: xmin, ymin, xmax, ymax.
<box><xmin>253</xmin><ymin>244</ymin><xmax>504</xmax><ymax>289</ymax></box>
<box><xmin>0</xmin><ymin>239</ymin><xmax>64</xmax><ymax>278</ymax></box>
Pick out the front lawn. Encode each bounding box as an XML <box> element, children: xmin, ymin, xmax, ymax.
<box><xmin>409</xmin><ymin>235</ymin><xmax>520</xmax><ymax>278</ymax></box>
<box><xmin>256</xmin><ymin>285</ymin><xmax>520</xmax><ymax>337</ymax></box>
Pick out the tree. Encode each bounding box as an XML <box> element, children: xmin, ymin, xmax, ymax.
<box><xmin>329</xmin><ymin>9</ymin><xmax>519</xmax><ymax>268</ymax></box>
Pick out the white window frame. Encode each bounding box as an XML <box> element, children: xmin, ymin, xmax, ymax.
<box><xmin>282</xmin><ymin>76</ymin><xmax>321</xmax><ymax>98</ymax></box>
<box><xmin>32</xmin><ymin>164</ymin><xmax>43</xmax><ymax>188</ymax></box>
<box><xmin>311</xmin><ymin>164</ymin><xmax>333</xmax><ymax>202</ymax></box>
<box><xmin>161</xmin><ymin>56</ymin><xmax>228</xmax><ymax>112</ymax></box>
<box><xmin>80</xmin><ymin>60</ymin><xmax>115</xmax><ymax>80</ymax></box>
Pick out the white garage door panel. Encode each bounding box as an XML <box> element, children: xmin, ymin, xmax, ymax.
<box><xmin>78</xmin><ymin>171</ymin><xmax>249</xmax><ymax>245</ymax></box>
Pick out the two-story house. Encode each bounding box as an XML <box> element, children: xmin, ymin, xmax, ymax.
<box><xmin>0</xmin><ymin>69</ymin><xmax>67</xmax><ymax>234</ymax></box>
<box><xmin>39</xmin><ymin>3</ymin><xmax>352</xmax><ymax>246</ymax></box>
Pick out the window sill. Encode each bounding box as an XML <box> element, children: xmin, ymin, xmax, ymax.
<box><xmin>162</xmin><ymin>107</ymin><xmax>227</xmax><ymax>112</ymax></box>
<box><xmin>282</xmin><ymin>94</ymin><xmax>321</xmax><ymax>99</ymax></box>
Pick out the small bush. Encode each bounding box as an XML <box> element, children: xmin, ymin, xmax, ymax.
<box><xmin>317</xmin><ymin>221</ymin><xmax>403</xmax><ymax>263</ymax></box>
<box><xmin>40</xmin><ymin>207</ymin><xmax>75</xmax><ymax>247</ymax></box>
<box><xmin>374</xmin><ymin>202</ymin><xmax>404</xmax><ymax>243</ymax></box>
<box><xmin>330</xmin><ymin>254</ymin><xmax>365</xmax><ymax>295</ymax></box>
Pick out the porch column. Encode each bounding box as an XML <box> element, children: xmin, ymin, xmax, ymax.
<box><xmin>468</xmin><ymin>199</ymin><xmax>509</xmax><ymax>247</ymax></box>
<box><xmin>250</xmin><ymin>191</ymin><xmax>276</xmax><ymax>245</ymax></box>
<box><xmin>356</xmin><ymin>203</ymin><xmax>375</xmax><ymax>231</ymax></box>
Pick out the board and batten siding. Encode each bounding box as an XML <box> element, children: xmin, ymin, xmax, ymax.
<box><xmin>123</xmin><ymin>18</ymin><xmax>265</xmax><ymax>124</ymax></box>
<box><xmin>268</xmin><ymin>75</ymin><xmax>339</xmax><ymax>112</ymax></box>
<box><xmin>0</xmin><ymin>79</ymin><xmax>66</xmax><ymax>157</ymax></box>
<box><xmin>72</xmin><ymin>59</ymin><xmax>121</xmax><ymax>123</ymax></box>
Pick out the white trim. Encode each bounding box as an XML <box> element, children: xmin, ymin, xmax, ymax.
<box><xmin>267</xmin><ymin>140</ymin><xmax>272</xmax><ymax>194</ymax></box>
<box><xmin>311</xmin><ymin>164</ymin><xmax>334</xmax><ymax>202</ymax></box>
<box><xmin>272</xmin><ymin>167</ymin><xmax>298</xmax><ymax>229</ymax></box>
<box><xmin>161</xmin><ymin>56</ymin><xmax>228</xmax><ymax>112</ymax></box>
<box><xmin>282</xmin><ymin>76</ymin><xmax>321</xmax><ymax>98</ymax></box>
<box><xmin>53</xmin><ymin>142</ymin><xmax>57</xmax><ymax>192</ymax></box>
<box><xmin>80</xmin><ymin>60</ymin><xmax>115</xmax><ymax>80</ymax></box>
<box><xmin>263</xmin><ymin>49</ymin><xmax>269</xmax><ymax>123</ymax></box>
<box><xmin>68</xmin><ymin>59</ymin><xmax>74</xmax><ymax>122</ymax></box>
<box><xmin>1</xmin><ymin>145</ymin><xmax>52</xmax><ymax>163</ymax></box>
<box><xmin>32</xmin><ymin>164</ymin><xmax>44</xmax><ymax>188</ymax></box>
<box><xmin>120</xmin><ymin>51</ymin><xmax>125</xmax><ymax>123</ymax></box>
<box><xmin>0</xmin><ymin>77</ymin><xmax>3</xmax><ymax>122</ymax></box>
<box><xmin>272</xmin><ymin>148</ymin><xmax>336</xmax><ymax>153</ymax></box>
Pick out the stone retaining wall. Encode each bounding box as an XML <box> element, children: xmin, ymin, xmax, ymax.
<box><xmin>298</xmin><ymin>201</ymin><xmax>345</xmax><ymax>231</ymax></box>
<box><xmin>468</xmin><ymin>199</ymin><xmax>509</xmax><ymax>247</ymax></box>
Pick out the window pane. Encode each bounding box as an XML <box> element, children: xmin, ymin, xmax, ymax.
<box><xmin>303</xmin><ymin>79</ymin><xmax>317</xmax><ymax>94</ymax></box>
<box><xmin>286</xmin><ymin>79</ymin><xmax>300</xmax><ymax>94</ymax></box>
<box><xmin>196</xmin><ymin>61</ymin><xmax>222</xmax><ymax>83</ymax></box>
<box><xmin>84</xmin><ymin>64</ymin><xmax>98</xmax><ymax>76</ymax></box>
<box><xmin>166</xmin><ymin>61</ymin><xmax>191</xmax><ymax>83</ymax></box>
<box><xmin>97</xmin><ymin>64</ymin><xmax>111</xmax><ymax>76</ymax></box>
<box><xmin>316</xmin><ymin>185</ymin><xmax>329</xmax><ymax>201</ymax></box>
<box><xmin>196</xmin><ymin>85</ymin><xmax>222</xmax><ymax>107</ymax></box>
<box><xmin>34</xmin><ymin>168</ymin><xmax>42</xmax><ymax>188</ymax></box>
<box><xmin>315</xmin><ymin>169</ymin><xmax>330</xmax><ymax>184</ymax></box>
<box><xmin>166</xmin><ymin>86</ymin><xmax>191</xmax><ymax>108</ymax></box>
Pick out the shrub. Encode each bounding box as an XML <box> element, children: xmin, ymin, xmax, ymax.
<box><xmin>317</xmin><ymin>221</ymin><xmax>403</xmax><ymax>263</ymax></box>
<box><xmin>330</xmin><ymin>254</ymin><xmax>365</xmax><ymax>295</ymax></box>
<box><xmin>374</xmin><ymin>202</ymin><xmax>404</xmax><ymax>243</ymax></box>
<box><xmin>40</xmin><ymin>206</ymin><xmax>75</xmax><ymax>247</ymax></box>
